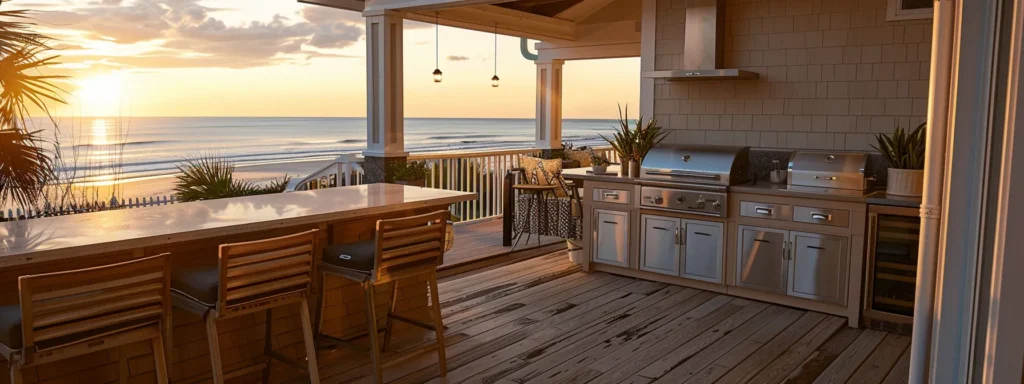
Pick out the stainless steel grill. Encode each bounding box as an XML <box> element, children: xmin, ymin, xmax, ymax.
<box><xmin>787</xmin><ymin>151</ymin><xmax>874</xmax><ymax>196</ymax></box>
<box><xmin>639</xmin><ymin>145</ymin><xmax>751</xmax><ymax>217</ymax></box>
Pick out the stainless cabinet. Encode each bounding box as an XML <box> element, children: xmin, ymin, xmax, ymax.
<box><xmin>640</xmin><ymin>215</ymin><xmax>680</xmax><ymax>275</ymax></box>
<box><xmin>682</xmin><ymin>221</ymin><xmax>725</xmax><ymax>283</ymax></box>
<box><xmin>788</xmin><ymin>231</ymin><xmax>849</xmax><ymax>305</ymax></box>
<box><xmin>735</xmin><ymin>225</ymin><xmax>789</xmax><ymax>294</ymax></box>
<box><xmin>593</xmin><ymin>209</ymin><xmax>630</xmax><ymax>267</ymax></box>
<box><xmin>640</xmin><ymin>215</ymin><xmax>724</xmax><ymax>283</ymax></box>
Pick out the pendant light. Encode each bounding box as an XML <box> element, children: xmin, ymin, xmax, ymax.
<box><xmin>433</xmin><ymin>13</ymin><xmax>443</xmax><ymax>83</ymax></box>
<box><xmin>491</xmin><ymin>24</ymin><xmax>500</xmax><ymax>87</ymax></box>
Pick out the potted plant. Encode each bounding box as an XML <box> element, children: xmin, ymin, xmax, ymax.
<box><xmin>632</xmin><ymin>114</ymin><xmax>667</xmax><ymax>176</ymax></box>
<box><xmin>390</xmin><ymin>161</ymin><xmax>429</xmax><ymax>187</ymax></box>
<box><xmin>872</xmin><ymin>122</ymin><xmax>926</xmax><ymax>197</ymax></box>
<box><xmin>588</xmin><ymin>150</ymin><xmax>611</xmax><ymax>174</ymax></box>
<box><xmin>600</xmin><ymin>106</ymin><xmax>637</xmax><ymax>177</ymax></box>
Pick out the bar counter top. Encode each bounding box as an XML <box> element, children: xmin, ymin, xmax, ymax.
<box><xmin>0</xmin><ymin>184</ymin><xmax>475</xmax><ymax>267</ymax></box>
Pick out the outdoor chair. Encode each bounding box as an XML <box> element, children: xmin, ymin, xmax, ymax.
<box><xmin>170</xmin><ymin>230</ymin><xmax>320</xmax><ymax>384</ymax></box>
<box><xmin>315</xmin><ymin>210</ymin><xmax>450</xmax><ymax>384</ymax></box>
<box><xmin>505</xmin><ymin>155</ymin><xmax>583</xmax><ymax>243</ymax></box>
<box><xmin>0</xmin><ymin>254</ymin><xmax>173</xmax><ymax>384</ymax></box>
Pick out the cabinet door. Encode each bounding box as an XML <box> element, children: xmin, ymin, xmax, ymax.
<box><xmin>681</xmin><ymin>220</ymin><xmax>724</xmax><ymax>283</ymax></box>
<box><xmin>640</xmin><ymin>215</ymin><xmax>680</xmax><ymax>275</ymax></box>
<box><xmin>735</xmin><ymin>225</ymin><xmax>789</xmax><ymax>294</ymax></box>
<box><xmin>788</xmin><ymin>232</ymin><xmax>850</xmax><ymax>305</ymax></box>
<box><xmin>593</xmin><ymin>209</ymin><xmax>630</xmax><ymax>267</ymax></box>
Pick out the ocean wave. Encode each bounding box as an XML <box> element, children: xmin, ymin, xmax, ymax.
<box><xmin>424</xmin><ymin>134</ymin><xmax>504</xmax><ymax>140</ymax></box>
<box><xmin>71</xmin><ymin>140</ymin><xmax>176</xmax><ymax>149</ymax></box>
<box><xmin>339</xmin><ymin>139</ymin><xmax>366</xmax><ymax>143</ymax></box>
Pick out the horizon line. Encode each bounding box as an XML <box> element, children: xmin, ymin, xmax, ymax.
<box><xmin>31</xmin><ymin>116</ymin><xmax>620</xmax><ymax>120</ymax></box>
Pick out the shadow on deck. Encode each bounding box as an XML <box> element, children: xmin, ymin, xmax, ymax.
<box><xmin>438</xmin><ymin>218</ymin><xmax>567</xmax><ymax>278</ymax></box>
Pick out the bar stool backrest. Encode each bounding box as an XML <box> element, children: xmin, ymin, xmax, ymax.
<box><xmin>217</xmin><ymin>229</ymin><xmax>318</xmax><ymax>315</ymax></box>
<box><xmin>18</xmin><ymin>253</ymin><xmax>171</xmax><ymax>354</ymax></box>
<box><xmin>374</xmin><ymin>210</ymin><xmax>450</xmax><ymax>284</ymax></box>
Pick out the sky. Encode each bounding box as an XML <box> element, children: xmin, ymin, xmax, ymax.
<box><xmin>11</xmin><ymin>0</ymin><xmax>640</xmax><ymax>119</ymax></box>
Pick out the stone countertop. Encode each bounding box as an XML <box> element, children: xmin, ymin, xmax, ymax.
<box><xmin>865</xmin><ymin>190</ymin><xmax>922</xmax><ymax>208</ymax></box>
<box><xmin>0</xmin><ymin>184</ymin><xmax>475</xmax><ymax>267</ymax></box>
<box><xmin>562</xmin><ymin>165</ymin><xmax>639</xmax><ymax>184</ymax></box>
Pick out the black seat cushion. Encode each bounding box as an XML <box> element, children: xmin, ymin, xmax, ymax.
<box><xmin>171</xmin><ymin>262</ymin><xmax>219</xmax><ymax>307</ymax></box>
<box><xmin>0</xmin><ymin>305</ymin><xmax>22</xmax><ymax>349</ymax></box>
<box><xmin>321</xmin><ymin>240</ymin><xmax>376</xmax><ymax>273</ymax></box>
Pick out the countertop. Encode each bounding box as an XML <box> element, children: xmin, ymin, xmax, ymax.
<box><xmin>864</xmin><ymin>190</ymin><xmax>922</xmax><ymax>208</ymax></box>
<box><xmin>562</xmin><ymin>166</ymin><xmax>639</xmax><ymax>184</ymax></box>
<box><xmin>0</xmin><ymin>184</ymin><xmax>475</xmax><ymax>267</ymax></box>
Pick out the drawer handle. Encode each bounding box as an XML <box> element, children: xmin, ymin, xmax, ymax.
<box><xmin>653</xmin><ymin>226</ymin><xmax>669</xmax><ymax>231</ymax></box>
<box><xmin>753</xmin><ymin>239</ymin><xmax>772</xmax><ymax>243</ymax></box>
<box><xmin>815</xmin><ymin>176</ymin><xmax>838</xmax><ymax>181</ymax></box>
<box><xmin>810</xmin><ymin>213</ymin><xmax>832</xmax><ymax>221</ymax></box>
<box><xmin>674</xmin><ymin>228</ymin><xmax>680</xmax><ymax>245</ymax></box>
<box><xmin>603</xmin><ymin>221</ymin><xmax>618</xmax><ymax>225</ymax></box>
<box><xmin>694</xmin><ymin>232</ymin><xmax>712</xmax><ymax>237</ymax></box>
<box><xmin>602</xmin><ymin>192</ymin><xmax>621</xmax><ymax>198</ymax></box>
<box><xmin>807</xmin><ymin>245</ymin><xmax>826</xmax><ymax>251</ymax></box>
<box><xmin>754</xmin><ymin>206</ymin><xmax>774</xmax><ymax>215</ymax></box>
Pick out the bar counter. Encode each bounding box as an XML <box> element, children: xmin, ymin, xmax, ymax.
<box><xmin>0</xmin><ymin>184</ymin><xmax>474</xmax><ymax>384</ymax></box>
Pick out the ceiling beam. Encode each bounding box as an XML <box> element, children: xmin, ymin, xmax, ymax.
<box><xmin>298</xmin><ymin>0</ymin><xmax>365</xmax><ymax>12</ymax></box>
<box><xmin>364</xmin><ymin>0</ymin><xmax>506</xmax><ymax>13</ymax></box>
<box><xmin>555</xmin><ymin>0</ymin><xmax>618</xmax><ymax>22</ymax></box>
<box><xmin>406</xmin><ymin>5</ymin><xmax>576</xmax><ymax>41</ymax></box>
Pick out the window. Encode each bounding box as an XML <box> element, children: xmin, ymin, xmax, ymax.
<box><xmin>888</xmin><ymin>0</ymin><xmax>933</xmax><ymax>21</ymax></box>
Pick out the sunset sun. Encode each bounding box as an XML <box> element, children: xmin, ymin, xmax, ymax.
<box><xmin>75</xmin><ymin>71</ymin><xmax>126</xmax><ymax>116</ymax></box>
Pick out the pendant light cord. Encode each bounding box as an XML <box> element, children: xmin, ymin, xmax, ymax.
<box><xmin>493</xmin><ymin>24</ymin><xmax>498</xmax><ymax>75</ymax></box>
<box><xmin>435</xmin><ymin>13</ymin><xmax>439</xmax><ymax>69</ymax></box>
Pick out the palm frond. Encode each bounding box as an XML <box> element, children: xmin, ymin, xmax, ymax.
<box><xmin>0</xmin><ymin>129</ymin><xmax>52</xmax><ymax>207</ymax></box>
<box><xmin>0</xmin><ymin>45</ymin><xmax>68</xmax><ymax>129</ymax></box>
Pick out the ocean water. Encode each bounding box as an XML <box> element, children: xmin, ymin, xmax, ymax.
<box><xmin>39</xmin><ymin>117</ymin><xmax>619</xmax><ymax>183</ymax></box>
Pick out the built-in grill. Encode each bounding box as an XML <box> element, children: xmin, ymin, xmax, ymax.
<box><xmin>639</xmin><ymin>145</ymin><xmax>751</xmax><ymax>217</ymax></box>
<box><xmin>786</xmin><ymin>151</ymin><xmax>874</xmax><ymax>196</ymax></box>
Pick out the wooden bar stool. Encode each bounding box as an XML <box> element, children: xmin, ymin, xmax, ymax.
<box><xmin>171</xmin><ymin>230</ymin><xmax>320</xmax><ymax>384</ymax></box>
<box><xmin>315</xmin><ymin>210</ymin><xmax>450</xmax><ymax>384</ymax></box>
<box><xmin>0</xmin><ymin>253</ymin><xmax>173</xmax><ymax>384</ymax></box>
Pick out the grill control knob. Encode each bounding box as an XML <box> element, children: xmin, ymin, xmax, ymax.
<box><xmin>676</xmin><ymin>196</ymin><xmax>686</xmax><ymax>204</ymax></box>
<box><xmin>712</xmin><ymin>201</ymin><xmax>722</xmax><ymax>211</ymax></box>
<box><xmin>695</xmin><ymin>195</ymin><xmax>706</xmax><ymax>208</ymax></box>
<box><xmin>653</xmin><ymin>196</ymin><xmax>664</xmax><ymax>204</ymax></box>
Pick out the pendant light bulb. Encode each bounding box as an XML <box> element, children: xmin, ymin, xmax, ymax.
<box><xmin>491</xmin><ymin>24</ymin><xmax>499</xmax><ymax>88</ymax></box>
<box><xmin>433</xmin><ymin>13</ymin><xmax>442</xmax><ymax>83</ymax></box>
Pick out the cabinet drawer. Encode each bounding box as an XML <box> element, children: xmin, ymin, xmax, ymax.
<box><xmin>793</xmin><ymin>206</ymin><xmax>850</xmax><ymax>228</ymax></box>
<box><xmin>593</xmin><ymin>188</ymin><xmax>631</xmax><ymax>205</ymax></box>
<box><xmin>740</xmin><ymin>201</ymin><xmax>792</xmax><ymax>221</ymax></box>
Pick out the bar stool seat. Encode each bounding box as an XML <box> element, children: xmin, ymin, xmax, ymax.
<box><xmin>170</xmin><ymin>263</ymin><xmax>220</xmax><ymax>307</ymax></box>
<box><xmin>321</xmin><ymin>240</ymin><xmax>376</xmax><ymax>274</ymax></box>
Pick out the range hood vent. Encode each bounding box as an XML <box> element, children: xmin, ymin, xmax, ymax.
<box><xmin>642</xmin><ymin>0</ymin><xmax>758</xmax><ymax>81</ymax></box>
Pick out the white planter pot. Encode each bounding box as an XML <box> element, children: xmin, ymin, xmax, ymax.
<box><xmin>592</xmin><ymin>165</ymin><xmax>608</xmax><ymax>174</ymax></box>
<box><xmin>887</xmin><ymin>168</ymin><xmax>924</xmax><ymax>197</ymax></box>
<box><xmin>567</xmin><ymin>239</ymin><xmax>585</xmax><ymax>265</ymax></box>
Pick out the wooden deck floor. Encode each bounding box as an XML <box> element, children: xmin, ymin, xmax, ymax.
<box><xmin>441</xmin><ymin>219</ymin><xmax>564</xmax><ymax>268</ymax></box>
<box><xmin>314</xmin><ymin>252</ymin><xmax>910</xmax><ymax>384</ymax></box>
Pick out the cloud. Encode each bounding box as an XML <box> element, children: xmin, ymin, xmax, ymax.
<box><xmin>23</xmin><ymin>0</ymin><xmax>367</xmax><ymax>70</ymax></box>
<box><xmin>446</xmin><ymin>55</ymin><xmax>470</xmax><ymax>61</ymax></box>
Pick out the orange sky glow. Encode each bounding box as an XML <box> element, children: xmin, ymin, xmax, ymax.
<box><xmin>13</xmin><ymin>0</ymin><xmax>639</xmax><ymax>119</ymax></box>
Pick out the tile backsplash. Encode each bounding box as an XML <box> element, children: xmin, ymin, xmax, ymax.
<box><xmin>651</xmin><ymin>0</ymin><xmax>932</xmax><ymax>151</ymax></box>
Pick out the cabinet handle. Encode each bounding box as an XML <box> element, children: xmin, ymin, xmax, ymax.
<box><xmin>679</xmin><ymin>226</ymin><xmax>686</xmax><ymax>245</ymax></box>
<box><xmin>653</xmin><ymin>226</ymin><xmax>669</xmax><ymax>231</ymax></box>
<box><xmin>807</xmin><ymin>245</ymin><xmax>826</xmax><ymax>251</ymax></box>
<box><xmin>814</xmin><ymin>176</ymin><xmax>838</xmax><ymax>181</ymax></box>
<box><xmin>674</xmin><ymin>228</ymin><xmax>680</xmax><ymax>245</ymax></box>
<box><xmin>694</xmin><ymin>232</ymin><xmax>712</xmax><ymax>237</ymax></box>
<box><xmin>782</xmin><ymin>241</ymin><xmax>787</xmax><ymax>260</ymax></box>
<box><xmin>754</xmin><ymin>206</ymin><xmax>774</xmax><ymax>215</ymax></box>
<box><xmin>788</xmin><ymin>241</ymin><xmax>794</xmax><ymax>260</ymax></box>
<box><xmin>603</xmin><ymin>221</ymin><xmax>618</xmax><ymax>225</ymax></box>
<box><xmin>753</xmin><ymin>238</ymin><xmax>772</xmax><ymax>243</ymax></box>
<box><xmin>810</xmin><ymin>213</ymin><xmax>832</xmax><ymax>221</ymax></box>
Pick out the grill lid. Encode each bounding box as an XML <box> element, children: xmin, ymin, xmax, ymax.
<box><xmin>641</xmin><ymin>145</ymin><xmax>750</xmax><ymax>186</ymax></box>
<box><xmin>787</xmin><ymin>151</ymin><xmax>873</xmax><ymax>192</ymax></box>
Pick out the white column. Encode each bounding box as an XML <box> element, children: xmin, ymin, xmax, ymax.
<box><xmin>364</xmin><ymin>11</ymin><xmax>406</xmax><ymax>158</ymax></box>
<box><xmin>535</xmin><ymin>59</ymin><xmax>564</xmax><ymax>150</ymax></box>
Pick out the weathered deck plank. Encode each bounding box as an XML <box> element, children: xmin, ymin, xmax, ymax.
<box><xmin>311</xmin><ymin>251</ymin><xmax>911</xmax><ymax>384</ymax></box>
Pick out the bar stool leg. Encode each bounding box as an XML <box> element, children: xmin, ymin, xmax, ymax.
<box><xmin>262</xmin><ymin>309</ymin><xmax>273</xmax><ymax>384</ymax></box>
<box><xmin>428</xmin><ymin>271</ymin><xmax>447</xmax><ymax>376</ymax></box>
<box><xmin>382</xmin><ymin>280</ymin><xmax>399</xmax><ymax>352</ymax></box>
<box><xmin>298</xmin><ymin>298</ymin><xmax>321</xmax><ymax>383</ymax></box>
<box><xmin>205</xmin><ymin>314</ymin><xmax>225</xmax><ymax>384</ymax></box>
<box><xmin>152</xmin><ymin>333</ymin><xmax>169</xmax><ymax>384</ymax></box>
<box><xmin>363</xmin><ymin>281</ymin><xmax>383</xmax><ymax>384</ymax></box>
<box><xmin>314</xmin><ymin>272</ymin><xmax>326</xmax><ymax>335</ymax></box>
<box><xmin>10</xmin><ymin>364</ymin><xmax>23</xmax><ymax>384</ymax></box>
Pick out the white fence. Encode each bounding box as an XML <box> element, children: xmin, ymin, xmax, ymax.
<box><xmin>1</xmin><ymin>195</ymin><xmax>177</xmax><ymax>222</ymax></box>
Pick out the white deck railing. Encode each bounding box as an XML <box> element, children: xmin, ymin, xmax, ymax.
<box><xmin>1</xmin><ymin>195</ymin><xmax>177</xmax><ymax>222</ymax></box>
<box><xmin>410</xmin><ymin>148</ymin><xmax>541</xmax><ymax>221</ymax></box>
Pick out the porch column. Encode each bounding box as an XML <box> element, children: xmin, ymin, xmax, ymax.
<box><xmin>535</xmin><ymin>59</ymin><xmax>564</xmax><ymax>152</ymax></box>
<box><xmin>363</xmin><ymin>10</ymin><xmax>407</xmax><ymax>183</ymax></box>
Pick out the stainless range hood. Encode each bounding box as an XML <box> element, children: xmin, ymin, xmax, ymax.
<box><xmin>642</xmin><ymin>0</ymin><xmax>758</xmax><ymax>81</ymax></box>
